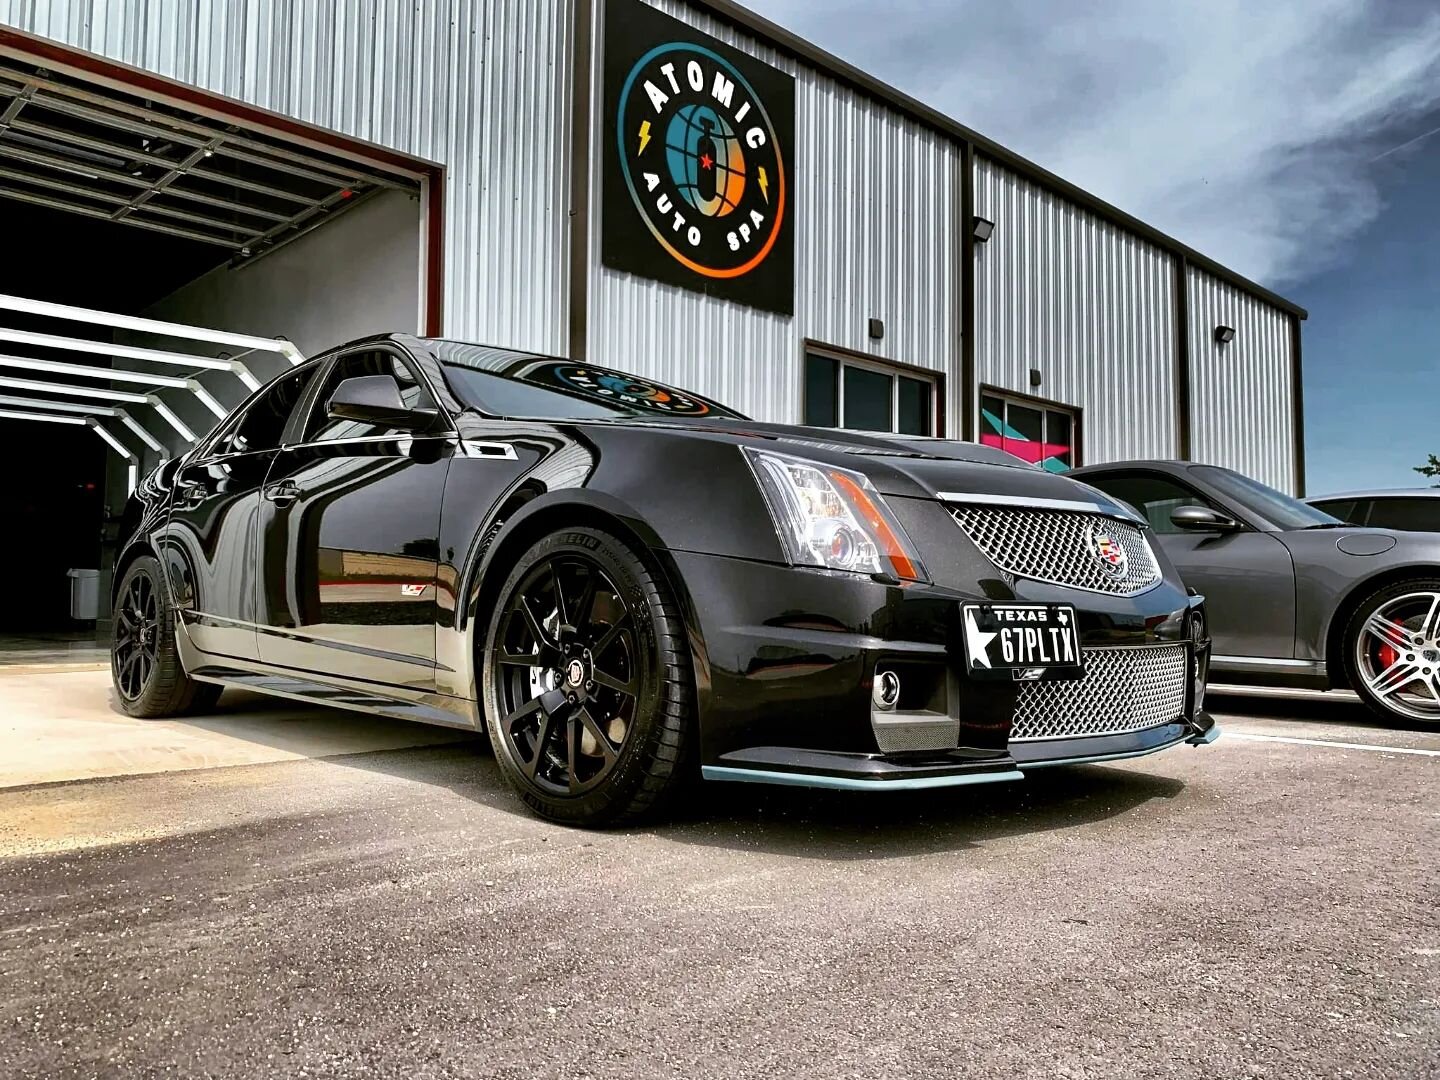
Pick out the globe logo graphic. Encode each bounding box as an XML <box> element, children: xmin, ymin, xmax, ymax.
<box><xmin>664</xmin><ymin>104</ymin><xmax>746</xmax><ymax>219</ymax></box>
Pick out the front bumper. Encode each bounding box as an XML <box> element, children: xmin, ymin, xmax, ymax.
<box><xmin>668</xmin><ymin>548</ymin><xmax>1215</xmax><ymax>791</ymax></box>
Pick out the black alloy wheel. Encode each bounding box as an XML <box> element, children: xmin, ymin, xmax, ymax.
<box><xmin>111</xmin><ymin>555</ymin><xmax>222</xmax><ymax>719</ymax></box>
<box><xmin>113</xmin><ymin>567</ymin><xmax>160</xmax><ymax>702</ymax></box>
<box><xmin>483</xmin><ymin>528</ymin><xmax>692</xmax><ymax>825</ymax></box>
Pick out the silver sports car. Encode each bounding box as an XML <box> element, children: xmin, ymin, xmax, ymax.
<box><xmin>1073</xmin><ymin>461</ymin><xmax>1440</xmax><ymax>727</ymax></box>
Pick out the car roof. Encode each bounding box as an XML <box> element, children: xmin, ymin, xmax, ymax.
<box><xmin>1306</xmin><ymin>488</ymin><xmax>1440</xmax><ymax>501</ymax></box>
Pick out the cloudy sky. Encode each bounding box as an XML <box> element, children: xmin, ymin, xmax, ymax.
<box><xmin>749</xmin><ymin>0</ymin><xmax>1440</xmax><ymax>491</ymax></box>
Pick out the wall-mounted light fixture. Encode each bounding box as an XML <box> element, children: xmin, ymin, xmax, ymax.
<box><xmin>1028</xmin><ymin>368</ymin><xmax>1043</xmax><ymax>388</ymax></box>
<box><xmin>972</xmin><ymin>216</ymin><xmax>995</xmax><ymax>244</ymax></box>
<box><xmin>1214</xmin><ymin>325</ymin><xmax>1236</xmax><ymax>345</ymax></box>
<box><xmin>868</xmin><ymin>318</ymin><xmax>885</xmax><ymax>341</ymax></box>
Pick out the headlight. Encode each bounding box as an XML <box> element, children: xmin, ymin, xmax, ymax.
<box><xmin>743</xmin><ymin>447</ymin><xmax>927</xmax><ymax>581</ymax></box>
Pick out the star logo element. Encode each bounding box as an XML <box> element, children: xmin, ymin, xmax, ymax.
<box><xmin>965</xmin><ymin>609</ymin><xmax>998</xmax><ymax>669</ymax></box>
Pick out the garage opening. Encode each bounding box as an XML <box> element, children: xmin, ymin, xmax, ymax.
<box><xmin>0</xmin><ymin>42</ymin><xmax>441</xmax><ymax>647</ymax></box>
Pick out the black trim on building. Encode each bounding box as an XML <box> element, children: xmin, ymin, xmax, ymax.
<box><xmin>959</xmin><ymin>140</ymin><xmax>977</xmax><ymax>442</ymax></box>
<box><xmin>691</xmin><ymin>0</ymin><xmax>1308</xmax><ymax>322</ymax></box>
<box><xmin>1290</xmin><ymin>314</ymin><xmax>1307</xmax><ymax>496</ymax></box>
<box><xmin>567</xmin><ymin>0</ymin><xmax>595</xmax><ymax>361</ymax></box>
<box><xmin>1173</xmin><ymin>256</ymin><xmax>1192</xmax><ymax>460</ymax></box>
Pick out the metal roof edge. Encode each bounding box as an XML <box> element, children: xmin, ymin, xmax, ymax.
<box><xmin>690</xmin><ymin>0</ymin><xmax>1309</xmax><ymax>321</ymax></box>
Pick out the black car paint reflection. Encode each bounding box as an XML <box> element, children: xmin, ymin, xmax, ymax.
<box><xmin>118</xmin><ymin>334</ymin><xmax>1215</xmax><ymax>797</ymax></box>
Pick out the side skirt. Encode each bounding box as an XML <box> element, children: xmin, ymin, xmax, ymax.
<box><xmin>175</xmin><ymin>621</ymin><xmax>481</xmax><ymax>732</ymax></box>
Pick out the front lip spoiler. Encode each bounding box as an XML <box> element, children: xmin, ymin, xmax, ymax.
<box><xmin>702</xmin><ymin>717</ymin><xmax>1219</xmax><ymax>791</ymax></box>
<box><xmin>701</xmin><ymin>765</ymin><xmax>1026</xmax><ymax>791</ymax></box>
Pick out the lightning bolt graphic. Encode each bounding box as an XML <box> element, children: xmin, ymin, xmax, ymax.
<box><xmin>758</xmin><ymin>166</ymin><xmax>770</xmax><ymax>203</ymax></box>
<box><xmin>638</xmin><ymin>120</ymin><xmax>652</xmax><ymax>154</ymax></box>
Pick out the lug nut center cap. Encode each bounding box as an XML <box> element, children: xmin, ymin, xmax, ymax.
<box><xmin>565</xmin><ymin>659</ymin><xmax>587</xmax><ymax>688</ymax></box>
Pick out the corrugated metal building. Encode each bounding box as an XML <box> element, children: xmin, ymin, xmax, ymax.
<box><xmin>0</xmin><ymin>0</ymin><xmax>1306</xmax><ymax>509</ymax></box>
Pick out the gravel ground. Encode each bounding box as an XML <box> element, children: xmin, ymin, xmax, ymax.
<box><xmin>1</xmin><ymin>692</ymin><xmax>1436</xmax><ymax>1079</ymax></box>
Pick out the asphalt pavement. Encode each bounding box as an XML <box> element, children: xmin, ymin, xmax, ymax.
<box><xmin>1</xmin><ymin>681</ymin><xmax>1436</xmax><ymax>1079</ymax></box>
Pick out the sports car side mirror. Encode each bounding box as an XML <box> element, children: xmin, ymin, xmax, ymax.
<box><xmin>326</xmin><ymin>375</ymin><xmax>438</xmax><ymax>432</ymax></box>
<box><xmin>1171</xmin><ymin>505</ymin><xmax>1242</xmax><ymax>533</ymax></box>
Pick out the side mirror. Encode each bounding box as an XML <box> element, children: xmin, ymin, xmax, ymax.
<box><xmin>1170</xmin><ymin>504</ymin><xmax>1242</xmax><ymax>533</ymax></box>
<box><xmin>326</xmin><ymin>375</ymin><xmax>437</xmax><ymax>433</ymax></box>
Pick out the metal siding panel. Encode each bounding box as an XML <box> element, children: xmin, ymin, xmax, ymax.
<box><xmin>586</xmin><ymin>0</ymin><xmax>960</xmax><ymax>426</ymax></box>
<box><xmin>972</xmin><ymin>157</ymin><xmax>1178</xmax><ymax>466</ymax></box>
<box><xmin>0</xmin><ymin>0</ymin><xmax>573</xmax><ymax>355</ymax></box>
<box><xmin>1187</xmin><ymin>266</ymin><xmax>1296</xmax><ymax>492</ymax></box>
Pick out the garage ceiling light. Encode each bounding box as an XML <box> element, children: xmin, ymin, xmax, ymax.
<box><xmin>0</xmin><ymin>406</ymin><xmax>87</xmax><ymax>425</ymax></box>
<box><xmin>0</xmin><ymin>292</ymin><xmax>305</xmax><ymax>367</ymax></box>
<box><xmin>0</xmin><ymin>374</ymin><xmax>152</xmax><ymax>403</ymax></box>
<box><xmin>0</xmin><ymin>326</ymin><xmax>244</xmax><ymax>376</ymax></box>
<box><xmin>0</xmin><ymin>393</ymin><xmax>164</xmax><ymax>453</ymax></box>
<box><xmin>0</xmin><ymin>353</ymin><xmax>193</xmax><ymax>388</ymax></box>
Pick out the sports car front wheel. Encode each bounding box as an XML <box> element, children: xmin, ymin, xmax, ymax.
<box><xmin>1347</xmin><ymin>578</ymin><xmax>1440</xmax><ymax>726</ymax></box>
<box><xmin>481</xmin><ymin>527</ymin><xmax>694</xmax><ymax>826</ymax></box>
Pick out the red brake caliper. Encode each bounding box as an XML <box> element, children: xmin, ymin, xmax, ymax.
<box><xmin>1380</xmin><ymin>643</ymin><xmax>1399</xmax><ymax>671</ymax></box>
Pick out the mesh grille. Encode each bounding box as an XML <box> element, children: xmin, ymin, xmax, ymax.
<box><xmin>1012</xmin><ymin>645</ymin><xmax>1189</xmax><ymax>741</ymax></box>
<box><xmin>948</xmin><ymin>505</ymin><xmax>1160</xmax><ymax>595</ymax></box>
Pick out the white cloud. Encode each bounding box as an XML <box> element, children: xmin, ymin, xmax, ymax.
<box><xmin>747</xmin><ymin>0</ymin><xmax>1440</xmax><ymax>287</ymax></box>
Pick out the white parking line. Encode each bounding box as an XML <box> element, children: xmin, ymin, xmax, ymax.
<box><xmin>1225</xmin><ymin>732</ymin><xmax>1440</xmax><ymax>757</ymax></box>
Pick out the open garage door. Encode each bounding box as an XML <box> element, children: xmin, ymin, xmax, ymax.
<box><xmin>0</xmin><ymin>35</ymin><xmax>443</xmax><ymax>639</ymax></box>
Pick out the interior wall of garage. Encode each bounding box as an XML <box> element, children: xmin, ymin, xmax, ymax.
<box><xmin>108</xmin><ymin>186</ymin><xmax>423</xmax><ymax>469</ymax></box>
<box><xmin>0</xmin><ymin>0</ymin><xmax>577</xmax><ymax>356</ymax></box>
<box><xmin>971</xmin><ymin>157</ymin><xmax>1181</xmax><ymax>466</ymax></box>
<box><xmin>585</xmin><ymin>0</ymin><xmax>962</xmax><ymax>428</ymax></box>
<box><xmin>1186</xmin><ymin>266</ymin><xmax>1298</xmax><ymax>494</ymax></box>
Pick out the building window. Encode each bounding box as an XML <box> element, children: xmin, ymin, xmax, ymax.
<box><xmin>804</xmin><ymin>350</ymin><xmax>937</xmax><ymax>436</ymax></box>
<box><xmin>980</xmin><ymin>390</ymin><xmax>1079</xmax><ymax>472</ymax></box>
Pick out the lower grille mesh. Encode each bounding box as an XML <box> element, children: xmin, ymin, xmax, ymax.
<box><xmin>1012</xmin><ymin>645</ymin><xmax>1189</xmax><ymax>741</ymax></box>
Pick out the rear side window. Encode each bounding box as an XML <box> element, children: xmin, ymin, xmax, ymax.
<box><xmin>209</xmin><ymin>364</ymin><xmax>319</xmax><ymax>457</ymax></box>
<box><xmin>1363</xmin><ymin>498</ymin><xmax>1440</xmax><ymax>532</ymax></box>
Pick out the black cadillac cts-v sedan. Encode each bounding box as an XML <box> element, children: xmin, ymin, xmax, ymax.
<box><xmin>112</xmin><ymin>334</ymin><xmax>1216</xmax><ymax>824</ymax></box>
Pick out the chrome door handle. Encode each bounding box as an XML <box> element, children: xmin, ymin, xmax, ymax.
<box><xmin>263</xmin><ymin>481</ymin><xmax>300</xmax><ymax>506</ymax></box>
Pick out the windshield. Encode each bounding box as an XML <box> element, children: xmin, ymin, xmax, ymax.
<box><xmin>426</xmin><ymin>339</ymin><xmax>745</xmax><ymax>422</ymax></box>
<box><xmin>1193</xmin><ymin>465</ymin><xmax>1343</xmax><ymax>530</ymax></box>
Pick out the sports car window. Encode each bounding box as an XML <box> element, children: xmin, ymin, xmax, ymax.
<box><xmin>304</xmin><ymin>349</ymin><xmax>437</xmax><ymax>442</ymax></box>
<box><xmin>1310</xmin><ymin>498</ymin><xmax>1363</xmax><ymax>525</ymax></box>
<box><xmin>1192</xmin><ymin>466</ymin><xmax>1340</xmax><ymax>530</ymax></box>
<box><xmin>1081</xmin><ymin>473</ymin><xmax>1218</xmax><ymax>534</ymax></box>
<box><xmin>1363</xmin><ymin>498</ymin><xmax>1440</xmax><ymax>532</ymax></box>
<box><xmin>208</xmin><ymin>364</ymin><xmax>318</xmax><ymax>457</ymax></box>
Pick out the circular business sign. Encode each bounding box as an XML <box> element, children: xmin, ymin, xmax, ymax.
<box><xmin>616</xmin><ymin>42</ymin><xmax>787</xmax><ymax>279</ymax></box>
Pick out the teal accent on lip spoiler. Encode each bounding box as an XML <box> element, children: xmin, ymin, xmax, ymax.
<box><xmin>700</xmin><ymin>766</ymin><xmax>1026</xmax><ymax>791</ymax></box>
<box><xmin>1022</xmin><ymin>727</ymin><xmax>1218</xmax><ymax>770</ymax></box>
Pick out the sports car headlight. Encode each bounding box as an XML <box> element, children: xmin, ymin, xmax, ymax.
<box><xmin>743</xmin><ymin>448</ymin><xmax>927</xmax><ymax>581</ymax></box>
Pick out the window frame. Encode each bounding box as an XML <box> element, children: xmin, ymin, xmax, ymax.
<box><xmin>978</xmin><ymin>385</ymin><xmax>1084</xmax><ymax>471</ymax></box>
<box><xmin>284</xmin><ymin>343</ymin><xmax>456</xmax><ymax>449</ymax></box>
<box><xmin>192</xmin><ymin>358</ymin><xmax>325</xmax><ymax>462</ymax></box>
<box><xmin>802</xmin><ymin>341</ymin><xmax>944</xmax><ymax>437</ymax></box>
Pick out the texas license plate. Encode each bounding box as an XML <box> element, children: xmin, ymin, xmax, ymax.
<box><xmin>961</xmin><ymin>603</ymin><xmax>1085</xmax><ymax>682</ymax></box>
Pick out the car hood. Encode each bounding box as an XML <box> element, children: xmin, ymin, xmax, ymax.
<box><xmin>578</xmin><ymin>415</ymin><xmax>1142</xmax><ymax>521</ymax></box>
